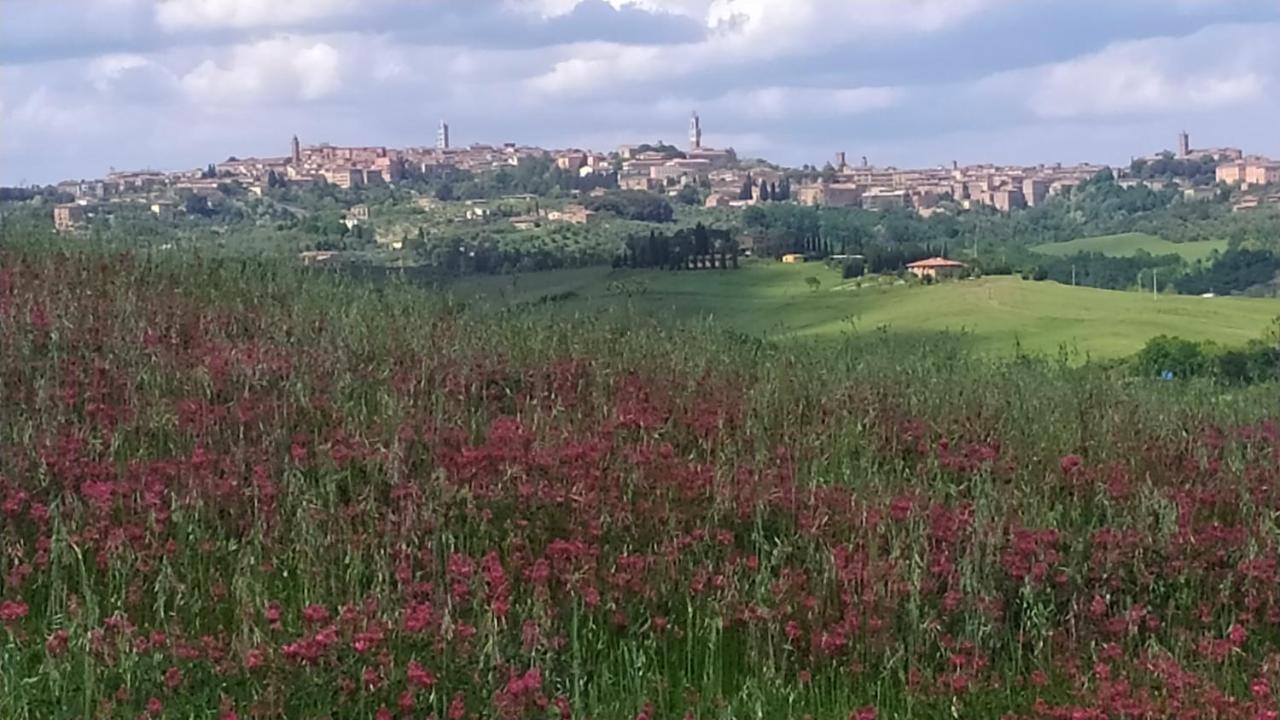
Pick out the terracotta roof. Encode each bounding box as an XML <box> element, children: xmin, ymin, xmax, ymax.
<box><xmin>907</xmin><ymin>257</ymin><xmax>967</xmax><ymax>268</ymax></box>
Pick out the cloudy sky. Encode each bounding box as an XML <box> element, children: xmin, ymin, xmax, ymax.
<box><xmin>2</xmin><ymin>0</ymin><xmax>1278</xmax><ymax>185</ymax></box>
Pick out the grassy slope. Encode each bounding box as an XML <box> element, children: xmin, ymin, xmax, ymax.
<box><xmin>449</xmin><ymin>262</ymin><xmax>1280</xmax><ymax>358</ymax></box>
<box><xmin>1032</xmin><ymin>232</ymin><xmax>1228</xmax><ymax>261</ymax></box>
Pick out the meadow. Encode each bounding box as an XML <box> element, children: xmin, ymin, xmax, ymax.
<box><xmin>1031</xmin><ymin>233</ymin><xmax>1229</xmax><ymax>262</ymax></box>
<box><xmin>451</xmin><ymin>262</ymin><xmax>1280</xmax><ymax>358</ymax></box>
<box><xmin>4</xmin><ymin>246</ymin><xmax>1280</xmax><ymax>719</ymax></box>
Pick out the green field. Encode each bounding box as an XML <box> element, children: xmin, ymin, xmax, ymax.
<box><xmin>451</xmin><ymin>262</ymin><xmax>1279</xmax><ymax>358</ymax></box>
<box><xmin>1032</xmin><ymin>232</ymin><xmax>1228</xmax><ymax>261</ymax></box>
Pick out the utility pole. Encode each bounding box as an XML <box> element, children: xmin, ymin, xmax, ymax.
<box><xmin>1071</xmin><ymin>264</ymin><xmax>1076</xmax><ymax>286</ymax></box>
<box><xmin>1153</xmin><ymin>268</ymin><xmax>1158</xmax><ymax>299</ymax></box>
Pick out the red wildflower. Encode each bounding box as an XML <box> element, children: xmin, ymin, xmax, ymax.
<box><xmin>1228</xmin><ymin>623</ymin><xmax>1248</xmax><ymax>647</ymax></box>
<box><xmin>407</xmin><ymin>659</ymin><xmax>437</xmax><ymax>688</ymax></box>
<box><xmin>403</xmin><ymin>602</ymin><xmax>435</xmax><ymax>634</ymax></box>
<box><xmin>243</xmin><ymin>648</ymin><xmax>266</xmax><ymax>670</ymax></box>
<box><xmin>448</xmin><ymin>691</ymin><xmax>467</xmax><ymax>720</ymax></box>
<box><xmin>1060</xmin><ymin>454</ymin><xmax>1083</xmax><ymax>475</ymax></box>
<box><xmin>45</xmin><ymin>629</ymin><xmax>69</xmax><ymax>657</ymax></box>
<box><xmin>0</xmin><ymin>599</ymin><xmax>28</xmax><ymax>625</ymax></box>
<box><xmin>301</xmin><ymin>604</ymin><xmax>330</xmax><ymax>625</ymax></box>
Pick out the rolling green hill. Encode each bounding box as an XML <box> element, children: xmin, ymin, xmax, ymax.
<box><xmin>449</xmin><ymin>262</ymin><xmax>1279</xmax><ymax>358</ymax></box>
<box><xmin>1032</xmin><ymin>232</ymin><xmax>1227</xmax><ymax>261</ymax></box>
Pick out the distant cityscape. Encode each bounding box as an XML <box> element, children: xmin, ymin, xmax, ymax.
<box><xmin>45</xmin><ymin>113</ymin><xmax>1280</xmax><ymax>234</ymax></box>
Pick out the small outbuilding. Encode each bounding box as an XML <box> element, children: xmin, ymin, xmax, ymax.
<box><xmin>781</xmin><ymin>253</ymin><xmax>807</xmax><ymax>264</ymax></box>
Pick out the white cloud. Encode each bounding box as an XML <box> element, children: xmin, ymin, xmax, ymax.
<box><xmin>5</xmin><ymin>1</ymin><xmax>1280</xmax><ymax>185</ymax></box>
<box><xmin>525</xmin><ymin>0</ymin><xmax>1002</xmax><ymax>97</ymax></box>
<box><xmin>180</xmin><ymin>37</ymin><xmax>343</xmax><ymax>104</ymax></box>
<box><xmin>86</xmin><ymin>54</ymin><xmax>181</xmax><ymax>101</ymax></box>
<box><xmin>635</xmin><ymin>86</ymin><xmax>902</xmax><ymax>123</ymax></box>
<box><xmin>88</xmin><ymin>54</ymin><xmax>150</xmax><ymax>90</ymax></box>
<box><xmin>510</xmin><ymin>0</ymin><xmax>714</xmax><ymax>18</ymax></box>
<box><xmin>1027</xmin><ymin>24</ymin><xmax>1277</xmax><ymax>118</ymax></box>
<box><xmin>717</xmin><ymin>86</ymin><xmax>902</xmax><ymax>119</ymax></box>
<box><xmin>516</xmin><ymin>0</ymin><xmax>994</xmax><ymax>38</ymax></box>
<box><xmin>525</xmin><ymin>44</ymin><xmax>664</xmax><ymax>97</ymax></box>
<box><xmin>704</xmin><ymin>0</ymin><xmax>998</xmax><ymax>51</ymax></box>
<box><xmin>154</xmin><ymin>0</ymin><xmax>359</xmax><ymax>31</ymax></box>
<box><xmin>8</xmin><ymin>86</ymin><xmax>94</xmax><ymax>130</ymax></box>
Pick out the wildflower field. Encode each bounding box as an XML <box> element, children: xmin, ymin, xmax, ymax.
<box><xmin>3</xmin><ymin>247</ymin><xmax>1280</xmax><ymax>719</ymax></box>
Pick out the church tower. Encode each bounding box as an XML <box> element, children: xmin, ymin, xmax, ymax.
<box><xmin>291</xmin><ymin>134</ymin><xmax>301</xmax><ymax>163</ymax></box>
<box><xmin>689</xmin><ymin>111</ymin><xmax>702</xmax><ymax>151</ymax></box>
<box><xmin>437</xmin><ymin>120</ymin><xmax>450</xmax><ymax>151</ymax></box>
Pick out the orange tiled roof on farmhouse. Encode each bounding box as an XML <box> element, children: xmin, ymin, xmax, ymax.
<box><xmin>906</xmin><ymin>257</ymin><xmax>967</xmax><ymax>269</ymax></box>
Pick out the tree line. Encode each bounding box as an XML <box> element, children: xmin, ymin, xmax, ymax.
<box><xmin>585</xmin><ymin>190</ymin><xmax>674</xmax><ymax>223</ymax></box>
<box><xmin>1174</xmin><ymin>249</ymin><xmax>1280</xmax><ymax>296</ymax></box>
<box><xmin>618</xmin><ymin>223</ymin><xmax>740</xmax><ymax>270</ymax></box>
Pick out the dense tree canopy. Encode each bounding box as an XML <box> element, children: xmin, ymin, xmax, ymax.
<box><xmin>619</xmin><ymin>222</ymin><xmax>739</xmax><ymax>270</ymax></box>
<box><xmin>1174</xmin><ymin>249</ymin><xmax>1280</xmax><ymax>296</ymax></box>
<box><xmin>585</xmin><ymin>190</ymin><xmax>674</xmax><ymax>223</ymax></box>
<box><xmin>1128</xmin><ymin>153</ymin><xmax>1218</xmax><ymax>186</ymax></box>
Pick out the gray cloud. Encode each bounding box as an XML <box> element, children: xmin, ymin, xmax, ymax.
<box><xmin>0</xmin><ymin>0</ymin><xmax>703</xmax><ymax>64</ymax></box>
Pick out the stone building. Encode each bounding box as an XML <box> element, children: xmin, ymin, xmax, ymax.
<box><xmin>53</xmin><ymin>204</ymin><xmax>86</xmax><ymax>233</ymax></box>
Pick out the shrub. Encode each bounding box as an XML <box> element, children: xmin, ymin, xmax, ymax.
<box><xmin>1213</xmin><ymin>340</ymin><xmax>1278</xmax><ymax>384</ymax></box>
<box><xmin>1133</xmin><ymin>335</ymin><xmax>1212</xmax><ymax>379</ymax></box>
<box><xmin>1134</xmin><ymin>335</ymin><xmax>1278</xmax><ymax>383</ymax></box>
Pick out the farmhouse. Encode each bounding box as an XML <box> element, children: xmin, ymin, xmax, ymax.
<box><xmin>906</xmin><ymin>257</ymin><xmax>967</xmax><ymax>280</ymax></box>
<box><xmin>53</xmin><ymin>203</ymin><xmax>87</xmax><ymax>233</ymax></box>
<box><xmin>546</xmin><ymin>204</ymin><xmax>593</xmax><ymax>224</ymax></box>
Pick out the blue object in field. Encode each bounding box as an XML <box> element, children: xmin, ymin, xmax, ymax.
<box><xmin>1160</xmin><ymin>370</ymin><xmax>1175</xmax><ymax>381</ymax></box>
